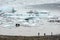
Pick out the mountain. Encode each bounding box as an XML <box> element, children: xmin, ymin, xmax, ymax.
<box><xmin>26</xmin><ymin>3</ymin><xmax>60</xmax><ymax>10</ymax></box>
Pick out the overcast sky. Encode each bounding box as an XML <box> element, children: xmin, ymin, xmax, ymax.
<box><xmin>0</xmin><ymin>0</ymin><xmax>60</xmax><ymax>5</ymax></box>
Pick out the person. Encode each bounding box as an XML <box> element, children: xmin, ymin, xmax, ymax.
<box><xmin>16</xmin><ymin>24</ymin><xmax>20</xmax><ymax>27</ymax></box>
<box><xmin>38</xmin><ymin>32</ymin><xmax>40</xmax><ymax>36</ymax></box>
<box><xmin>44</xmin><ymin>33</ymin><xmax>46</xmax><ymax>36</ymax></box>
<box><xmin>51</xmin><ymin>32</ymin><xmax>53</xmax><ymax>36</ymax></box>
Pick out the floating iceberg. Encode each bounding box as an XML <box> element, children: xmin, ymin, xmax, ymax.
<box><xmin>0</xmin><ymin>5</ymin><xmax>16</xmax><ymax>13</ymax></box>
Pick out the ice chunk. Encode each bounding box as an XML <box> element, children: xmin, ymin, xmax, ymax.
<box><xmin>0</xmin><ymin>5</ymin><xmax>16</xmax><ymax>13</ymax></box>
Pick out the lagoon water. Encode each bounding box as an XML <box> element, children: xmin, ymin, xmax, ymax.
<box><xmin>0</xmin><ymin>0</ymin><xmax>60</xmax><ymax>36</ymax></box>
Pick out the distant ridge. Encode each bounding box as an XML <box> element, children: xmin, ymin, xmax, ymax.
<box><xmin>26</xmin><ymin>3</ymin><xmax>60</xmax><ymax>10</ymax></box>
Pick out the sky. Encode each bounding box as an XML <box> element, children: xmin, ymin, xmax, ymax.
<box><xmin>0</xmin><ymin>0</ymin><xmax>60</xmax><ymax>5</ymax></box>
